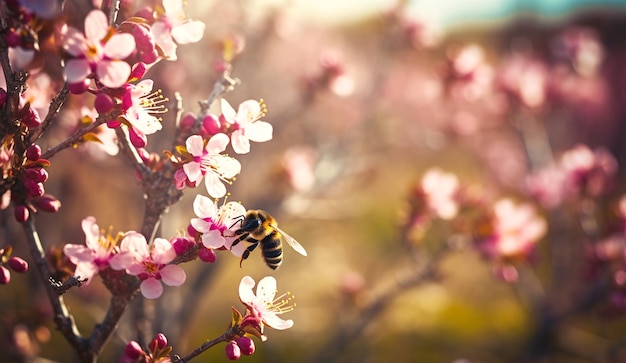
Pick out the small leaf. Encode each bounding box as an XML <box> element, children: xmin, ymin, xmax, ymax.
<box><xmin>231</xmin><ymin>306</ymin><xmax>243</xmax><ymax>327</ymax></box>
<box><xmin>82</xmin><ymin>132</ymin><xmax>103</xmax><ymax>144</ymax></box>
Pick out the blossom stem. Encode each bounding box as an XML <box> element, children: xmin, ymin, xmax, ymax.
<box><xmin>172</xmin><ymin>330</ymin><xmax>234</xmax><ymax>362</ymax></box>
<box><xmin>42</xmin><ymin>117</ymin><xmax>108</xmax><ymax>160</ymax></box>
<box><xmin>31</xmin><ymin>83</ymin><xmax>70</xmax><ymax>142</ymax></box>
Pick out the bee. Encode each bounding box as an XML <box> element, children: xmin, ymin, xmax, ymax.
<box><xmin>230</xmin><ymin>210</ymin><xmax>307</xmax><ymax>270</ymax></box>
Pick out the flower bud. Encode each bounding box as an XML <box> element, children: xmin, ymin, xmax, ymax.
<box><xmin>179</xmin><ymin>113</ymin><xmax>196</xmax><ymax>133</ymax></box>
<box><xmin>149</xmin><ymin>333</ymin><xmax>168</xmax><ymax>351</ymax></box>
<box><xmin>23</xmin><ymin>179</ymin><xmax>44</xmax><ymax>197</ymax></box>
<box><xmin>198</xmin><ymin>248</ymin><xmax>216</xmax><ymax>263</ymax></box>
<box><xmin>124</xmin><ymin>340</ymin><xmax>144</xmax><ymax>359</ymax></box>
<box><xmin>141</xmin><ymin>50</ymin><xmax>159</xmax><ymax>64</ymax></box>
<box><xmin>26</xmin><ymin>167</ymin><xmax>48</xmax><ymax>183</ymax></box>
<box><xmin>130</xmin><ymin>62</ymin><xmax>148</xmax><ymax>80</ymax></box>
<box><xmin>22</xmin><ymin>107</ymin><xmax>42</xmax><ymax>128</ymax></box>
<box><xmin>68</xmin><ymin>79</ymin><xmax>90</xmax><ymax>94</ymax></box>
<box><xmin>94</xmin><ymin>93</ymin><xmax>114</xmax><ymax>114</ymax></box>
<box><xmin>0</xmin><ymin>265</ymin><xmax>10</xmax><ymax>284</ymax></box>
<box><xmin>6</xmin><ymin>29</ymin><xmax>21</xmax><ymax>48</ymax></box>
<box><xmin>236</xmin><ymin>337</ymin><xmax>255</xmax><ymax>356</ymax></box>
<box><xmin>14</xmin><ymin>204</ymin><xmax>29</xmax><ymax>223</ymax></box>
<box><xmin>129</xmin><ymin>128</ymin><xmax>147</xmax><ymax>148</ymax></box>
<box><xmin>201</xmin><ymin>114</ymin><xmax>221</xmax><ymax>137</ymax></box>
<box><xmin>26</xmin><ymin>144</ymin><xmax>41</xmax><ymax>161</ymax></box>
<box><xmin>225</xmin><ymin>340</ymin><xmax>241</xmax><ymax>360</ymax></box>
<box><xmin>7</xmin><ymin>256</ymin><xmax>28</xmax><ymax>273</ymax></box>
<box><xmin>172</xmin><ymin>237</ymin><xmax>194</xmax><ymax>255</ymax></box>
<box><xmin>32</xmin><ymin>194</ymin><xmax>62</xmax><ymax>213</ymax></box>
<box><xmin>107</xmin><ymin>120</ymin><xmax>122</xmax><ymax>128</ymax></box>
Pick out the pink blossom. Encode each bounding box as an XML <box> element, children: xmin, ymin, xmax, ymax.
<box><xmin>190</xmin><ymin>195</ymin><xmax>246</xmax><ymax>254</ymax></box>
<box><xmin>62</xmin><ymin>216</ymin><xmax>117</xmax><ymax>284</ymax></box>
<box><xmin>482</xmin><ymin>199</ymin><xmax>547</xmax><ymax>259</ymax></box>
<box><xmin>239</xmin><ymin>276</ymin><xmax>294</xmax><ymax>331</ymax></box>
<box><xmin>62</xmin><ymin>10</ymin><xmax>136</xmax><ymax>88</ymax></box>
<box><xmin>220</xmin><ymin>99</ymin><xmax>273</xmax><ymax>154</ymax></box>
<box><xmin>151</xmin><ymin>0</ymin><xmax>205</xmax><ymax>61</ymax></box>
<box><xmin>180</xmin><ymin>134</ymin><xmax>241</xmax><ymax>198</ymax></box>
<box><xmin>420</xmin><ymin>168</ymin><xmax>460</xmax><ymax>220</ymax></box>
<box><xmin>110</xmin><ymin>233</ymin><xmax>186</xmax><ymax>299</ymax></box>
<box><xmin>120</xmin><ymin>79</ymin><xmax>165</xmax><ymax>136</ymax></box>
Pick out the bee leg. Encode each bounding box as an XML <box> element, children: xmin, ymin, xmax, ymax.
<box><xmin>230</xmin><ymin>232</ymin><xmax>249</xmax><ymax>248</ymax></box>
<box><xmin>239</xmin><ymin>241</ymin><xmax>258</xmax><ymax>268</ymax></box>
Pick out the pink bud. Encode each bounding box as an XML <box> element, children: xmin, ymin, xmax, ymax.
<box><xmin>198</xmin><ymin>248</ymin><xmax>216</xmax><ymax>263</ymax></box>
<box><xmin>130</xmin><ymin>62</ymin><xmax>148</xmax><ymax>80</ymax></box>
<box><xmin>124</xmin><ymin>341</ymin><xmax>144</xmax><ymax>359</ymax></box>
<box><xmin>26</xmin><ymin>144</ymin><xmax>41</xmax><ymax>161</ymax></box>
<box><xmin>201</xmin><ymin>114</ymin><xmax>221</xmax><ymax>137</ymax></box>
<box><xmin>14</xmin><ymin>205</ymin><xmax>29</xmax><ymax>223</ymax></box>
<box><xmin>134</xmin><ymin>8</ymin><xmax>154</xmax><ymax>21</ymax></box>
<box><xmin>22</xmin><ymin>107</ymin><xmax>41</xmax><ymax>128</ymax></box>
<box><xmin>236</xmin><ymin>337</ymin><xmax>255</xmax><ymax>356</ymax></box>
<box><xmin>136</xmin><ymin>148</ymin><xmax>150</xmax><ymax>163</ymax></box>
<box><xmin>225</xmin><ymin>340</ymin><xmax>241</xmax><ymax>360</ymax></box>
<box><xmin>68</xmin><ymin>79</ymin><xmax>90</xmax><ymax>94</ymax></box>
<box><xmin>7</xmin><ymin>256</ymin><xmax>28</xmax><ymax>273</ymax></box>
<box><xmin>172</xmin><ymin>237</ymin><xmax>194</xmax><ymax>255</ymax></box>
<box><xmin>107</xmin><ymin>120</ymin><xmax>122</xmax><ymax>128</ymax></box>
<box><xmin>94</xmin><ymin>93</ymin><xmax>114</xmax><ymax>114</ymax></box>
<box><xmin>32</xmin><ymin>194</ymin><xmax>61</xmax><ymax>213</ymax></box>
<box><xmin>179</xmin><ymin>113</ymin><xmax>196</xmax><ymax>132</ymax></box>
<box><xmin>0</xmin><ymin>265</ymin><xmax>10</xmax><ymax>284</ymax></box>
<box><xmin>23</xmin><ymin>179</ymin><xmax>44</xmax><ymax>197</ymax></box>
<box><xmin>26</xmin><ymin>167</ymin><xmax>48</xmax><ymax>182</ymax></box>
<box><xmin>141</xmin><ymin>50</ymin><xmax>158</xmax><ymax>64</ymax></box>
<box><xmin>214</xmin><ymin>60</ymin><xmax>230</xmax><ymax>74</ymax></box>
<box><xmin>149</xmin><ymin>333</ymin><xmax>167</xmax><ymax>350</ymax></box>
<box><xmin>128</xmin><ymin>128</ymin><xmax>147</xmax><ymax>148</ymax></box>
<box><xmin>6</xmin><ymin>30</ymin><xmax>21</xmax><ymax>48</ymax></box>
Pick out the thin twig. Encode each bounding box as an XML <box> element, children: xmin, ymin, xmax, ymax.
<box><xmin>172</xmin><ymin>331</ymin><xmax>233</xmax><ymax>363</ymax></box>
<box><xmin>42</xmin><ymin>118</ymin><xmax>108</xmax><ymax>160</ymax></box>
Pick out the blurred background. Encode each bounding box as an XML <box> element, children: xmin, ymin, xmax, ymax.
<box><xmin>5</xmin><ymin>0</ymin><xmax>626</xmax><ymax>362</ymax></box>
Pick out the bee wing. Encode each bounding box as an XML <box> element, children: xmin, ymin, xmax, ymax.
<box><xmin>277</xmin><ymin>228</ymin><xmax>307</xmax><ymax>256</ymax></box>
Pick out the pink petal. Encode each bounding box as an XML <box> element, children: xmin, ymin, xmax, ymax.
<box><xmin>81</xmin><ymin>216</ymin><xmax>100</xmax><ymax>250</ymax></box>
<box><xmin>185</xmin><ymin>135</ymin><xmax>205</xmax><ymax>157</ymax></box>
<box><xmin>141</xmin><ymin>278</ymin><xmax>163</xmax><ymax>299</ymax></box>
<box><xmin>63</xmin><ymin>244</ymin><xmax>93</xmax><ymax>264</ymax></box>
<box><xmin>206</xmin><ymin>133</ymin><xmax>229</xmax><ymax>154</ymax></box>
<box><xmin>63</xmin><ymin>28</ymin><xmax>87</xmax><ymax>56</ymax></box>
<box><xmin>237</xmin><ymin>100</ymin><xmax>262</xmax><ymax>120</ymax></box>
<box><xmin>201</xmin><ymin>230</ymin><xmax>226</xmax><ymax>249</ymax></box>
<box><xmin>160</xmin><ymin>264</ymin><xmax>186</xmax><ymax>286</ymax></box>
<box><xmin>109</xmin><ymin>251</ymin><xmax>135</xmax><ymax>270</ymax></box>
<box><xmin>231</xmin><ymin>131</ymin><xmax>250</xmax><ymax>154</ymax></box>
<box><xmin>64</xmin><ymin>59</ymin><xmax>90</xmax><ymax>83</ymax></box>
<box><xmin>120</xmin><ymin>232</ymin><xmax>150</xmax><ymax>259</ymax></box>
<box><xmin>151</xmin><ymin>21</ymin><xmax>177</xmax><ymax>60</ymax></box>
<box><xmin>84</xmin><ymin>10</ymin><xmax>108</xmax><ymax>42</ymax></box>
<box><xmin>103</xmin><ymin>33</ymin><xmax>136</xmax><ymax>59</ymax></box>
<box><xmin>74</xmin><ymin>262</ymin><xmax>98</xmax><ymax>284</ymax></box>
<box><xmin>183</xmin><ymin>162</ymin><xmax>202</xmax><ymax>183</ymax></box>
<box><xmin>171</xmin><ymin>20</ymin><xmax>205</xmax><ymax>44</ymax></box>
<box><xmin>151</xmin><ymin>238</ymin><xmax>176</xmax><ymax>264</ymax></box>
<box><xmin>190</xmin><ymin>218</ymin><xmax>212</xmax><ymax>233</ymax></box>
<box><xmin>162</xmin><ymin>0</ymin><xmax>183</xmax><ymax>15</ymax></box>
<box><xmin>97</xmin><ymin>60</ymin><xmax>131</xmax><ymax>88</ymax></box>
<box><xmin>228</xmin><ymin>240</ymin><xmax>246</xmax><ymax>257</ymax></box>
<box><xmin>264</xmin><ymin>315</ymin><xmax>294</xmax><ymax>330</ymax></box>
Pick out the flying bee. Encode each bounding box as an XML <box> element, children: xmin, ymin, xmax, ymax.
<box><xmin>230</xmin><ymin>210</ymin><xmax>307</xmax><ymax>270</ymax></box>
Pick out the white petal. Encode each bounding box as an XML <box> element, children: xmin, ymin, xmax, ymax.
<box><xmin>141</xmin><ymin>278</ymin><xmax>163</xmax><ymax>299</ymax></box>
<box><xmin>201</xmin><ymin>230</ymin><xmax>225</xmax><ymax>249</ymax></box>
<box><xmin>74</xmin><ymin>262</ymin><xmax>98</xmax><ymax>284</ymax></box>
<box><xmin>183</xmin><ymin>162</ymin><xmax>202</xmax><ymax>183</ymax></box>
<box><xmin>81</xmin><ymin>216</ymin><xmax>100</xmax><ymax>250</ymax></box>
<box><xmin>190</xmin><ymin>218</ymin><xmax>212</xmax><ymax>233</ymax></box>
<box><xmin>162</xmin><ymin>0</ymin><xmax>184</xmax><ymax>15</ymax></box>
<box><xmin>104</xmin><ymin>33</ymin><xmax>136</xmax><ymax>59</ymax></box>
<box><xmin>214</xmin><ymin>156</ymin><xmax>241</xmax><ymax>178</ymax></box>
<box><xmin>220</xmin><ymin>99</ymin><xmax>237</xmax><ymax>124</ymax></box>
<box><xmin>204</xmin><ymin>174</ymin><xmax>226</xmax><ymax>199</ymax></box>
<box><xmin>256</xmin><ymin>276</ymin><xmax>277</xmax><ymax>302</ymax></box>
<box><xmin>206</xmin><ymin>133</ymin><xmax>229</xmax><ymax>154</ymax></box>
<box><xmin>264</xmin><ymin>316</ymin><xmax>294</xmax><ymax>330</ymax></box>
<box><xmin>63</xmin><ymin>244</ymin><xmax>93</xmax><ymax>264</ymax></box>
<box><xmin>63</xmin><ymin>28</ymin><xmax>87</xmax><ymax>56</ymax></box>
<box><xmin>160</xmin><ymin>264</ymin><xmax>186</xmax><ymax>286</ymax></box>
<box><xmin>193</xmin><ymin>194</ymin><xmax>218</xmax><ymax>219</ymax></box>
<box><xmin>246</xmin><ymin>121</ymin><xmax>273</xmax><ymax>142</ymax></box>
<box><xmin>171</xmin><ymin>20</ymin><xmax>205</xmax><ymax>44</ymax></box>
<box><xmin>151</xmin><ymin>21</ymin><xmax>177</xmax><ymax>60</ymax></box>
<box><xmin>237</xmin><ymin>100</ymin><xmax>262</xmax><ymax>121</ymax></box>
<box><xmin>239</xmin><ymin>276</ymin><xmax>256</xmax><ymax>303</ymax></box>
<box><xmin>152</xmin><ymin>238</ymin><xmax>176</xmax><ymax>264</ymax></box>
<box><xmin>231</xmin><ymin>131</ymin><xmax>250</xmax><ymax>154</ymax></box>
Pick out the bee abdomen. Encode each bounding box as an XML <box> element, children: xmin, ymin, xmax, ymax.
<box><xmin>262</xmin><ymin>235</ymin><xmax>283</xmax><ymax>270</ymax></box>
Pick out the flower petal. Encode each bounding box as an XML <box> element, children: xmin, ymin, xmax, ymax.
<box><xmin>246</xmin><ymin>121</ymin><xmax>273</xmax><ymax>142</ymax></box>
<box><xmin>264</xmin><ymin>316</ymin><xmax>294</xmax><ymax>330</ymax></box>
<box><xmin>204</xmin><ymin>173</ymin><xmax>226</xmax><ymax>199</ymax></box>
<box><xmin>231</xmin><ymin>130</ymin><xmax>250</xmax><ymax>154</ymax></box>
<box><xmin>108</xmin><ymin>251</ymin><xmax>135</xmax><ymax>270</ymax></box>
<box><xmin>141</xmin><ymin>278</ymin><xmax>163</xmax><ymax>299</ymax></box>
<box><xmin>171</xmin><ymin>20</ymin><xmax>205</xmax><ymax>44</ymax></box>
<box><xmin>81</xmin><ymin>216</ymin><xmax>100</xmax><ymax>250</ymax></box>
<box><xmin>183</xmin><ymin>162</ymin><xmax>202</xmax><ymax>183</ymax></box>
<box><xmin>186</xmin><ymin>135</ymin><xmax>205</xmax><ymax>157</ymax></box>
<box><xmin>64</xmin><ymin>59</ymin><xmax>90</xmax><ymax>84</ymax></box>
<box><xmin>103</xmin><ymin>33</ymin><xmax>136</xmax><ymax>59</ymax></box>
<box><xmin>193</xmin><ymin>194</ymin><xmax>218</xmax><ymax>219</ymax></box>
<box><xmin>256</xmin><ymin>276</ymin><xmax>277</xmax><ymax>303</ymax></box>
<box><xmin>201</xmin><ymin>230</ymin><xmax>226</xmax><ymax>249</ymax></box>
<box><xmin>206</xmin><ymin>133</ymin><xmax>229</xmax><ymax>154</ymax></box>
<box><xmin>63</xmin><ymin>28</ymin><xmax>87</xmax><ymax>56</ymax></box>
<box><xmin>160</xmin><ymin>264</ymin><xmax>186</xmax><ymax>286</ymax></box>
<box><xmin>63</xmin><ymin>244</ymin><xmax>93</xmax><ymax>264</ymax></box>
<box><xmin>151</xmin><ymin>238</ymin><xmax>176</xmax><ymax>264</ymax></box>
<box><xmin>74</xmin><ymin>262</ymin><xmax>98</xmax><ymax>284</ymax></box>
<box><xmin>84</xmin><ymin>10</ymin><xmax>108</xmax><ymax>42</ymax></box>
<box><xmin>220</xmin><ymin>99</ymin><xmax>237</xmax><ymax>124</ymax></box>
<box><xmin>97</xmin><ymin>60</ymin><xmax>131</xmax><ymax>88</ymax></box>
<box><xmin>190</xmin><ymin>218</ymin><xmax>212</xmax><ymax>233</ymax></box>
<box><xmin>239</xmin><ymin>276</ymin><xmax>257</xmax><ymax>303</ymax></box>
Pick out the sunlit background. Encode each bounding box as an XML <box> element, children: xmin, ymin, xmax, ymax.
<box><xmin>4</xmin><ymin>0</ymin><xmax>626</xmax><ymax>362</ymax></box>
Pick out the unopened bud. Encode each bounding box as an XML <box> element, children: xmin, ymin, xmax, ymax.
<box><xmin>129</xmin><ymin>128</ymin><xmax>147</xmax><ymax>148</ymax></box>
<box><xmin>198</xmin><ymin>248</ymin><xmax>216</xmax><ymax>263</ymax></box>
<box><xmin>236</xmin><ymin>337</ymin><xmax>255</xmax><ymax>356</ymax></box>
<box><xmin>32</xmin><ymin>194</ymin><xmax>61</xmax><ymax>213</ymax></box>
<box><xmin>6</xmin><ymin>29</ymin><xmax>21</xmax><ymax>48</ymax></box>
<box><xmin>225</xmin><ymin>340</ymin><xmax>241</xmax><ymax>360</ymax></box>
<box><xmin>179</xmin><ymin>113</ymin><xmax>196</xmax><ymax>132</ymax></box>
<box><xmin>68</xmin><ymin>79</ymin><xmax>90</xmax><ymax>94</ymax></box>
<box><xmin>201</xmin><ymin>114</ymin><xmax>221</xmax><ymax>137</ymax></box>
<box><xmin>107</xmin><ymin>120</ymin><xmax>122</xmax><ymax>128</ymax></box>
<box><xmin>22</xmin><ymin>107</ymin><xmax>41</xmax><ymax>128</ymax></box>
<box><xmin>149</xmin><ymin>333</ymin><xmax>168</xmax><ymax>351</ymax></box>
<box><xmin>7</xmin><ymin>256</ymin><xmax>28</xmax><ymax>273</ymax></box>
<box><xmin>124</xmin><ymin>341</ymin><xmax>144</xmax><ymax>359</ymax></box>
<box><xmin>23</xmin><ymin>179</ymin><xmax>44</xmax><ymax>197</ymax></box>
<box><xmin>94</xmin><ymin>93</ymin><xmax>114</xmax><ymax>114</ymax></box>
<box><xmin>14</xmin><ymin>204</ymin><xmax>29</xmax><ymax>223</ymax></box>
<box><xmin>26</xmin><ymin>167</ymin><xmax>48</xmax><ymax>183</ymax></box>
<box><xmin>26</xmin><ymin>144</ymin><xmax>41</xmax><ymax>161</ymax></box>
<box><xmin>130</xmin><ymin>62</ymin><xmax>148</xmax><ymax>80</ymax></box>
<box><xmin>0</xmin><ymin>265</ymin><xmax>10</xmax><ymax>284</ymax></box>
<box><xmin>172</xmin><ymin>237</ymin><xmax>194</xmax><ymax>255</ymax></box>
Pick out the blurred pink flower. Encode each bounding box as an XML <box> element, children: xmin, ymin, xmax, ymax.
<box><xmin>62</xmin><ymin>216</ymin><xmax>116</xmax><ymax>284</ymax></box>
<box><xmin>62</xmin><ymin>10</ymin><xmax>136</xmax><ymax>88</ymax></box>
<box><xmin>189</xmin><ymin>194</ymin><xmax>246</xmax><ymax>254</ymax></box>
<box><xmin>421</xmin><ymin>168</ymin><xmax>460</xmax><ymax>220</ymax></box>
<box><xmin>239</xmin><ymin>275</ymin><xmax>294</xmax><ymax>331</ymax></box>
<box><xmin>180</xmin><ymin>134</ymin><xmax>241</xmax><ymax>198</ymax></box>
<box><xmin>110</xmin><ymin>233</ymin><xmax>186</xmax><ymax>299</ymax></box>
<box><xmin>497</xmin><ymin>55</ymin><xmax>548</xmax><ymax>109</ymax></box>
<box><xmin>282</xmin><ymin>147</ymin><xmax>316</xmax><ymax>192</ymax></box>
<box><xmin>152</xmin><ymin>0</ymin><xmax>205</xmax><ymax>61</ymax></box>
<box><xmin>220</xmin><ymin>99</ymin><xmax>273</xmax><ymax>154</ymax></box>
<box><xmin>482</xmin><ymin>199</ymin><xmax>546</xmax><ymax>259</ymax></box>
